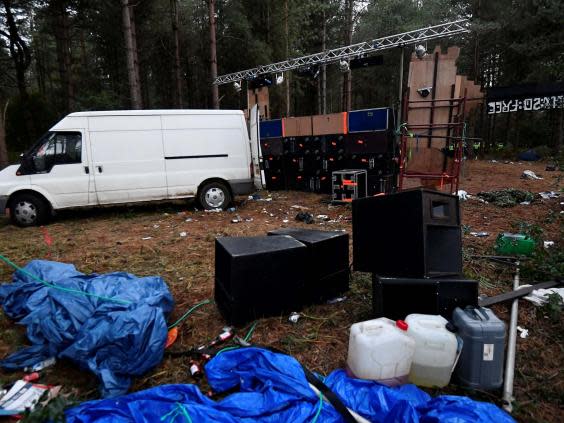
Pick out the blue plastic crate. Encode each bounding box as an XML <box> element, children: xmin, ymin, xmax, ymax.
<box><xmin>260</xmin><ymin>119</ymin><xmax>283</xmax><ymax>139</ymax></box>
<box><xmin>348</xmin><ymin>108</ymin><xmax>389</xmax><ymax>133</ymax></box>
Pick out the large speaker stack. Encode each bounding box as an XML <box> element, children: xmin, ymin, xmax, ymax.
<box><xmin>215</xmin><ymin>229</ymin><xmax>349</xmax><ymax>324</ymax></box>
<box><xmin>260</xmin><ymin>108</ymin><xmax>398</xmax><ymax>196</ymax></box>
<box><xmin>352</xmin><ymin>188</ymin><xmax>478</xmax><ymax>319</ymax></box>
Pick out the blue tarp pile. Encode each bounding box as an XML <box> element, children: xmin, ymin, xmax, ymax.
<box><xmin>0</xmin><ymin>260</ymin><xmax>174</xmax><ymax>397</ymax></box>
<box><xmin>66</xmin><ymin>347</ymin><xmax>514</xmax><ymax>423</ymax></box>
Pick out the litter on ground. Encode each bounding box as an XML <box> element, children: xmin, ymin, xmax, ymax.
<box><xmin>477</xmin><ymin>189</ymin><xmax>534</xmax><ymax>207</ymax></box>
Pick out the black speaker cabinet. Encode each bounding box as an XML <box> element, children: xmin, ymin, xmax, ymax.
<box><xmin>264</xmin><ymin>169</ymin><xmax>285</xmax><ymax>190</ymax></box>
<box><xmin>372</xmin><ymin>275</ymin><xmax>478</xmax><ymax>320</ymax></box>
<box><xmin>215</xmin><ymin>236</ymin><xmax>308</xmax><ymax>324</ymax></box>
<box><xmin>268</xmin><ymin>228</ymin><xmax>349</xmax><ymax>302</ymax></box>
<box><xmin>345</xmin><ymin>132</ymin><xmax>392</xmax><ymax>154</ymax></box>
<box><xmin>260</xmin><ymin>137</ymin><xmax>283</xmax><ymax>156</ymax></box>
<box><xmin>353</xmin><ymin>188</ymin><xmax>462</xmax><ymax>277</ymax></box>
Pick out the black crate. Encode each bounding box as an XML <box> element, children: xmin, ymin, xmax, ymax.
<box><xmin>260</xmin><ymin>137</ymin><xmax>283</xmax><ymax>156</ymax></box>
<box><xmin>215</xmin><ymin>236</ymin><xmax>308</xmax><ymax>324</ymax></box>
<box><xmin>332</xmin><ymin>169</ymin><xmax>368</xmax><ymax>203</ymax></box>
<box><xmin>268</xmin><ymin>228</ymin><xmax>350</xmax><ymax>302</ymax></box>
<box><xmin>372</xmin><ymin>275</ymin><xmax>478</xmax><ymax>320</ymax></box>
<box><xmin>353</xmin><ymin>188</ymin><xmax>462</xmax><ymax>277</ymax></box>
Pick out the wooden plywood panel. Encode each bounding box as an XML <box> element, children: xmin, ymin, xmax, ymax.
<box><xmin>406</xmin><ymin>46</ymin><xmax>460</xmax><ymax>174</ymax></box>
<box><xmin>247</xmin><ymin>87</ymin><xmax>270</xmax><ymax>120</ymax></box>
<box><xmin>312</xmin><ymin>112</ymin><xmax>347</xmax><ymax>135</ymax></box>
<box><xmin>283</xmin><ymin>116</ymin><xmax>313</xmax><ymax>136</ymax></box>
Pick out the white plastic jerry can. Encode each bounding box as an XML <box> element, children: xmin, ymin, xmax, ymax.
<box><xmin>346</xmin><ymin>318</ymin><xmax>415</xmax><ymax>386</ymax></box>
<box><xmin>405</xmin><ymin>314</ymin><xmax>458</xmax><ymax>388</ymax></box>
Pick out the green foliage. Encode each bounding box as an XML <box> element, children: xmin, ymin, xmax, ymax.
<box><xmin>521</xmin><ymin>246</ymin><xmax>564</xmax><ymax>282</ymax></box>
<box><xmin>512</xmin><ymin>221</ymin><xmax>544</xmax><ymax>243</ymax></box>
<box><xmin>5</xmin><ymin>93</ymin><xmax>58</xmax><ymax>154</ymax></box>
<box><xmin>541</xmin><ymin>292</ymin><xmax>563</xmax><ymax>322</ymax></box>
<box><xmin>21</xmin><ymin>393</ymin><xmax>78</xmax><ymax>423</ymax></box>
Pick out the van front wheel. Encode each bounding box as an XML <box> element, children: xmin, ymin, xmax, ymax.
<box><xmin>9</xmin><ymin>193</ymin><xmax>49</xmax><ymax>227</ymax></box>
<box><xmin>198</xmin><ymin>181</ymin><xmax>231</xmax><ymax>210</ymax></box>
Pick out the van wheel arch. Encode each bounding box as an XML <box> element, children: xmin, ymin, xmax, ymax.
<box><xmin>197</xmin><ymin>179</ymin><xmax>233</xmax><ymax>210</ymax></box>
<box><xmin>8</xmin><ymin>190</ymin><xmax>52</xmax><ymax>227</ymax></box>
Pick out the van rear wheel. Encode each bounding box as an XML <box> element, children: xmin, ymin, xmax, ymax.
<box><xmin>198</xmin><ymin>181</ymin><xmax>231</xmax><ymax>210</ymax></box>
<box><xmin>9</xmin><ymin>193</ymin><xmax>49</xmax><ymax>227</ymax></box>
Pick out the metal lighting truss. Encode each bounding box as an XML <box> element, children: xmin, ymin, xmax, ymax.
<box><xmin>214</xmin><ymin>19</ymin><xmax>470</xmax><ymax>85</ymax></box>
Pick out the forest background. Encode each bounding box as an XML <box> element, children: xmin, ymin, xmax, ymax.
<box><xmin>0</xmin><ymin>0</ymin><xmax>562</xmax><ymax>168</ymax></box>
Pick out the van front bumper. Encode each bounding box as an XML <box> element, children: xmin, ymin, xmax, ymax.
<box><xmin>0</xmin><ymin>195</ymin><xmax>8</xmax><ymax>215</ymax></box>
<box><xmin>229</xmin><ymin>179</ymin><xmax>255</xmax><ymax>195</ymax></box>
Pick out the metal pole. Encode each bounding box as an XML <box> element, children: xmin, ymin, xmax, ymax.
<box><xmin>503</xmin><ymin>260</ymin><xmax>520</xmax><ymax>413</ymax></box>
<box><xmin>397</xmin><ymin>47</ymin><xmax>404</xmax><ymax>127</ymax></box>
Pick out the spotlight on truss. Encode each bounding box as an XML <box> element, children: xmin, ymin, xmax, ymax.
<box><xmin>415</xmin><ymin>44</ymin><xmax>427</xmax><ymax>59</ymax></box>
<box><xmin>275</xmin><ymin>73</ymin><xmax>284</xmax><ymax>85</ymax></box>
<box><xmin>339</xmin><ymin>60</ymin><xmax>350</xmax><ymax>73</ymax></box>
<box><xmin>233</xmin><ymin>81</ymin><xmax>242</xmax><ymax>92</ymax></box>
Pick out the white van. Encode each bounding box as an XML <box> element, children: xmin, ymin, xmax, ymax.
<box><xmin>0</xmin><ymin>109</ymin><xmax>263</xmax><ymax>226</ymax></box>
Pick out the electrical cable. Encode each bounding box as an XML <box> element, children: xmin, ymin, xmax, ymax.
<box><xmin>243</xmin><ymin>321</ymin><xmax>258</xmax><ymax>342</ymax></box>
<box><xmin>168</xmin><ymin>299</ymin><xmax>212</xmax><ymax>329</ymax></box>
<box><xmin>311</xmin><ymin>390</ymin><xmax>324</xmax><ymax>423</ymax></box>
<box><xmin>0</xmin><ymin>253</ymin><xmax>132</xmax><ymax>305</ymax></box>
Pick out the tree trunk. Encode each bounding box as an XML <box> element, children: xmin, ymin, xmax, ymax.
<box><xmin>208</xmin><ymin>0</ymin><xmax>219</xmax><ymax>109</ymax></box>
<box><xmin>170</xmin><ymin>0</ymin><xmax>183</xmax><ymax>108</ymax></box>
<box><xmin>284</xmin><ymin>0</ymin><xmax>290</xmax><ymax>116</ymax></box>
<box><xmin>121</xmin><ymin>0</ymin><xmax>143</xmax><ymax>109</ymax></box>
<box><xmin>51</xmin><ymin>0</ymin><xmax>74</xmax><ymax>113</ymax></box>
<box><xmin>3</xmin><ymin>0</ymin><xmax>31</xmax><ymax>100</ymax></box>
<box><xmin>342</xmin><ymin>0</ymin><xmax>353</xmax><ymax>112</ymax></box>
<box><xmin>0</xmin><ymin>99</ymin><xmax>8</xmax><ymax>170</ymax></box>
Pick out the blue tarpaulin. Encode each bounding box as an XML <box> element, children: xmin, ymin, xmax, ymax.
<box><xmin>65</xmin><ymin>347</ymin><xmax>514</xmax><ymax>423</ymax></box>
<box><xmin>0</xmin><ymin>260</ymin><xmax>174</xmax><ymax>398</ymax></box>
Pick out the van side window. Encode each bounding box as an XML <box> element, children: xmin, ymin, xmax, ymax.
<box><xmin>31</xmin><ymin>132</ymin><xmax>82</xmax><ymax>173</ymax></box>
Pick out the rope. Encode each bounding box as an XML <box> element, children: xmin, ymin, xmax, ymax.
<box><xmin>160</xmin><ymin>403</ymin><xmax>193</xmax><ymax>423</ymax></box>
<box><xmin>167</xmin><ymin>299</ymin><xmax>212</xmax><ymax>329</ymax></box>
<box><xmin>0</xmin><ymin>254</ymin><xmax>132</xmax><ymax>305</ymax></box>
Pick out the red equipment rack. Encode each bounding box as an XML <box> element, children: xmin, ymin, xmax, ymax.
<box><xmin>399</xmin><ymin>92</ymin><xmax>467</xmax><ymax>193</ymax></box>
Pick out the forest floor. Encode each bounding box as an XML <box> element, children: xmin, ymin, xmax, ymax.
<box><xmin>0</xmin><ymin>160</ymin><xmax>562</xmax><ymax>422</ymax></box>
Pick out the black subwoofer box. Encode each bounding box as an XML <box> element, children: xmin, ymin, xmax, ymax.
<box><xmin>260</xmin><ymin>137</ymin><xmax>283</xmax><ymax>156</ymax></box>
<box><xmin>372</xmin><ymin>275</ymin><xmax>478</xmax><ymax>320</ymax></box>
<box><xmin>268</xmin><ymin>228</ymin><xmax>350</xmax><ymax>302</ymax></box>
<box><xmin>353</xmin><ymin>188</ymin><xmax>462</xmax><ymax>277</ymax></box>
<box><xmin>215</xmin><ymin>236</ymin><xmax>307</xmax><ymax>324</ymax></box>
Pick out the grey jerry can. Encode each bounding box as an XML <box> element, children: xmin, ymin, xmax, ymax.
<box><xmin>452</xmin><ymin>306</ymin><xmax>506</xmax><ymax>389</ymax></box>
